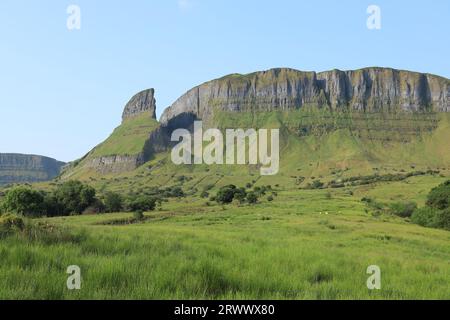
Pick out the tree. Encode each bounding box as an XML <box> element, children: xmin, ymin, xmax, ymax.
<box><xmin>1</xmin><ymin>187</ymin><xmax>45</xmax><ymax>217</ymax></box>
<box><xmin>104</xmin><ymin>192</ymin><xmax>123</xmax><ymax>213</ymax></box>
<box><xmin>411</xmin><ymin>181</ymin><xmax>450</xmax><ymax>231</ymax></box>
<box><xmin>126</xmin><ymin>196</ymin><xmax>156</xmax><ymax>212</ymax></box>
<box><xmin>247</xmin><ymin>192</ymin><xmax>258</xmax><ymax>204</ymax></box>
<box><xmin>233</xmin><ymin>188</ymin><xmax>247</xmax><ymax>204</ymax></box>
<box><xmin>54</xmin><ymin>181</ymin><xmax>97</xmax><ymax>215</ymax></box>
<box><xmin>216</xmin><ymin>185</ymin><xmax>237</xmax><ymax>204</ymax></box>
<box><xmin>426</xmin><ymin>180</ymin><xmax>450</xmax><ymax>210</ymax></box>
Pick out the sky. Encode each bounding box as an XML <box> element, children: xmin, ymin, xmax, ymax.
<box><xmin>0</xmin><ymin>0</ymin><xmax>449</xmax><ymax>162</ymax></box>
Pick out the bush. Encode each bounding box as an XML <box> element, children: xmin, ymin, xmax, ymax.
<box><xmin>200</xmin><ymin>191</ymin><xmax>209</xmax><ymax>199</ymax></box>
<box><xmin>1</xmin><ymin>187</ymin><xmax>45</xmax><ymax>217</ymax></box>
<box><xmin>435</xmin><ymin>208</ymin><xmax>450</xmax><ymax>230</ymax></box>
<box><xmin>411</xmin><ymin>207</ymin><xmax>439</xmax><ymax>228</ymax></box>
<box><xmin>104</xmin><ymin>192</ymin><xmax>123</xmax><ymax>213</ymax></box>
<box><xmin>163</xmin><ymin>187</ymin><xmax>185</xmax><ymax>198</ymax></box>
<box><xmin>54</xmin><ymin>181</ymin><xmax>97</xmax><ymax>215</ymax></box>
<box><xmin>83</xmin><ymin>199</ymin><xmax>105</xmax><ymax>215</ymax></box>
<box><xmin>307</xmin><ymin>180</ymin><xmax>324</xmax><ymax>190</ymax></box>
<box><xmin>216</xmin><ymin>185</ymin><xmax>237</xmax><ymax>204</ymax></box>
<box><xmin>126</xmin><ymin>196</ymin><xmax>156</xmax><ymax>212</ymax></box>
<box><xmin>0</xmin><ymin>213</ymin><xmax>24</xmax><ymax>237</ymax></box>
<box><xmin>426</xmin><ymin>180</ymin><xmax>450</xmax><ymax>210</ymax></box>
<box><xmin>389</xmin><ymin>201</ymin><xmax>417</xmax><ymax>218</ymax></box>
<box><xmin>42</xmin><ymin>193</ymin><xmax>63</xmax><ymax>217</ymax></box>
<box><xmin>233</xmin><ymin>188</ymin><xmax>247</xmax><ymax>204</ymax></box>
<box><xmin>133</xmin><ymin>210</ymin><xmax>145</xmax><ymax>221</ymax></box>
<box><xmin>247</xmin><ymin>192</ymin><xmax>258</xmax><ymax>204</ymax></box>
<box><xmin>410</xmin><ymin>181</ymin><xmax>450</xmax><ymax>231</ymax></box>
<box><xmin>267</xmin><ymin>195</ymin><xmax>274</xmax><ymax>202</ymax></box>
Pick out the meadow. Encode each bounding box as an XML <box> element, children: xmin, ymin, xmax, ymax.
<box><xmin>0</xmin><ymin>174</ymin><xmax>449</xmax><ymax>300</ymax></box>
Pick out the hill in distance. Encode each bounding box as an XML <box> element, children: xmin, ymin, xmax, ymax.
<box><xmin>61</xmin><ymin>67</ymin><xmax>449</xmax><ymax>193</ymax></box>
<box><xmin>0</xmin><ymin>153</ymin><xmax>65</xmax><ymax>185</ymax></box>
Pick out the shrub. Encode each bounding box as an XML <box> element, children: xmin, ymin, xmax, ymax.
<box><xmin>1</xmin><ymin>187</ymin><xmax>45</xmax><ymax>217</ymax></box>
<box><xmin>389</xmin><ymin>201</ymin><xmax>417</xmax><ymax>218</ymax></box>
<box><xmin>83</xmin><ymin>199</ymin><xmax>106</xmax><ymax>215</ymax></box>
<box><xmin>411</xmin><ymin>207</ymin><xmax>439</xmax><ymax>228</ymax></box>
<box><xmin>267</xmin><ymin>195</ymin><xmax>274</xmax><ymax>202</ymax></box>
<box><xmin>435</xmin><ymin>208</ymin><xmax>450</xmax><ymax>230</ymax></box>
<box><xmin>42</xmin><ymin>193</ymin><xmax>63</xmax><ymax>217</ymax></box>
<box><xmin>200</xmin><ymin>191</ymin><xmax>209</xmax><ymax>198</ymax></box>
<box><xmin>307</xmin><ymin>180</ymin><xmax>324</xmax><ymax>189</ymax></box>
<box><xmin>426</xmin><ymin>180</ymin><xmax>450</xmax><ymax>210</ymax></box>
<box><xmin>104</xmin><ymin>192</ymin><xmax>123</xmax><ymax>213</ymax></box>
<box><xmin>361</xmin><ymin>197</ymin><xmax>373</xmax><ymax>203</ymax></box>
<box><xmin>216</xmin><ymin>185</ymin><xmax>237</xmax><ymax>204</ymax></box>
<box><xmin>54</xmin><ymin>181</ymin><xmax>97</xmax><ymax>215</ymax></box>
<box><xmin>133</xmin><ymin>210</ymin><xmax>145</xmax><ymax>221</ymax></box>
<box><xmin>126</xmin><ymin>196</ymin><xmax>156</xmax><ymax>212</ymax></box>
<box><xmin>0</xmin><ymin>213</ymin><xmax>24</xmax><ymax>237</ymax></box>
<box><xmin>247</xmin><ymin>192</ymin><xmax>258</xmax><ymax>204</ymax></box>
<box><xmin>233</xmin><ymin>188</ymin><xmax>247</xmax><ymax>204</ymax></box>
<box><xmin>410</xmin><ymin>181</ymin><xmax>450</xmax><ymax>231</ymax></box>
<box><xmin>163</xmin><ymin>187</ymin><xmax>185</xmax><ymax>198</ymax></box>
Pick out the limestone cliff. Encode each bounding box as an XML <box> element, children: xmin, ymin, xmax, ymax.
<box><xmin>0</xmin><ymin>153</ymin><xmax>65</xmax><ymax>185</ymax></box>
<box><xmin>122</xmin><ymin>89</ymin><xmax>157</xmax><ymax>121</ymax></box>
<box><xmin>65</xmin><ymin>89</ymin><xmax>158</xmax><ymax>176</ymax></box>
<box><xmin>63</xmin><ymin>67</ymin><xmax>450</xmax><ymax>177</ymax></box>
<box><xmin>160</xmin><ymin>67</ymin><xmax>449</xmax><ymax>125</ymax></box>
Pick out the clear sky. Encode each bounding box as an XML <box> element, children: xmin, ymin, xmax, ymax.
<box><xmin>0</xmin><ymin>0</ymin><xmax>449</xmax><ymax>162</ymax></box>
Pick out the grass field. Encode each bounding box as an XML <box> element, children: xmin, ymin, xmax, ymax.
<box><xmin>1</xmin><ymin>174</ymin><xmax>449</xmax><ymax>300</ymax></box>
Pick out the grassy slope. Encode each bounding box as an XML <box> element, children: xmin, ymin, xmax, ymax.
<box><xmin>62</xmin><ymin>111</ymin><xmax>450</xmax><ymax>196</ymax></box>
<box><xmin>88</xmin><ymin>112</ymin><xmax>158</xmax><ymax>158</ymax></box>
<box><xmin>0</xmin><ymin>175</ymin><xmax>449</xmax><ymax>299</ymax></box>
<box><xmin>58</xmin><ymin>113</ymin><xmax>159</xmax><ymax>181</ymax></box>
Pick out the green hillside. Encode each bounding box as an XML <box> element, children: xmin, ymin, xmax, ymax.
<box><xmin>60</xmin><ymin>110</ymin><xmax>450</xmax><ymax>197</ymax></box>
<box><xmin>89</xmin><ymin>112</ymin><xmax>159</xmax><ymax>158</ymax></box>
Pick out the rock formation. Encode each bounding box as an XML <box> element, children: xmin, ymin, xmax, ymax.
<box><xmin>0</xmin><ymin>153</ymin><xmax>65</xmax><ymax>185</ymax></box>
<box><xmin>122</xmin><ymin>88</ymin><xmax>157</xmax><ymax>121</ymax></box>
<box><xmin>63</xmin><ymin>67</ymin><xmax>450</xmax><ymax>177</ymax></box>
<box><xmin>160</xmin><ymin>68</ymin><xmax>449</xmax><ymax>125</ymax></box>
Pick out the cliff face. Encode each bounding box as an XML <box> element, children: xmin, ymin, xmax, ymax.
<box><xmin>122</xmin><ymin>89</ymin><xmax>157</xmax><ymax>121</ymax></box>
<box><xmin>84</xmin><ymin>154</ymin><xmax>145</xmax><ymax>174</ymax></box>
<box><xmin>160</xmin><ymin>68</ymin><xmax>449</xmax><ymax>125</ymax></box>
<box><xmin>62</xmin><ymin>67</ymin><xmax>450</xmax><ymax>178</ymax></box>
<box><xmin>67</xmin><ymin>89</ymin><xmax>158</xmax><ymax>176</ymax></box>
<box><xmin>0</xmin><ymin>154</ymin><xmax>65</xmax><ymax>185</ymax></box>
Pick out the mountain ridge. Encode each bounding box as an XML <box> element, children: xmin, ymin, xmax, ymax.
<box><xmin>61</xmin><ymin>67</ymin><xmax>450</xmax><ymax>179</ymax></box>
<box><xmin>0</xmin><ymin>153</ymin><xmax>65</xmax><ymax>185</ymax></box>
<box><xmin>160</xmin><ymin>67</ymin><xmax>449</xmax><ymax>125</ymax></box>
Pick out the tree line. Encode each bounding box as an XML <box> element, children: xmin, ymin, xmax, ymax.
<box><xmin>0</xmin><ymin>180</ymin><xmax>169</xmax><ymax>217</ymax></box>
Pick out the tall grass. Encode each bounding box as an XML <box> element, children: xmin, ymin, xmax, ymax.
<box><xmin>0</xmin><ymin>176</ymin><xmax>449</xmax><ymax>299</ymax></box>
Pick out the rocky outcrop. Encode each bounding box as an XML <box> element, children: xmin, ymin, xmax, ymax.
<box><xmin>122</xmin><ymin>88</ymin><xmax>157</xmax><ymax>121</ymax></box>
<box><xmin>160</xmin><ymin>68</ymin><xmax>449</xmax><ymax>125</ymax></box>
<box><xmin>0</xmin><ymin>153</ymin><xmax>65</xmax><ymax>185</ymax></box>
<box><xmin>84</xmin><ymin>154</ymin><xmax>145</xmax><ymax>175</ymax></box>
<box><xmin>75</xmin><ymin>89</ymin><xmax>157</xmax><ymax>175</ymax></box>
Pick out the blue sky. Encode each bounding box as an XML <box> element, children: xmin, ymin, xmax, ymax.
<box><xmin>0</xmin><ymin>0</ymin><xmax>449</xmax><ymax>162</ymax></box>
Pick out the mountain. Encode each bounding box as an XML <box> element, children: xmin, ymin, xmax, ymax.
<box><xmin>61</xmin><ymin>67</ymin><xmax>449</xmax><ymax>190</ymax></box>
<box><xmin>160</xmin><ymin>67</ymin><xmax>449</xmax><ymax>125</ymax></box>
<box><xmin>0</xmin><ymin>153</ymin><xmax>65</xmax><ymax>185</ymax></box>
